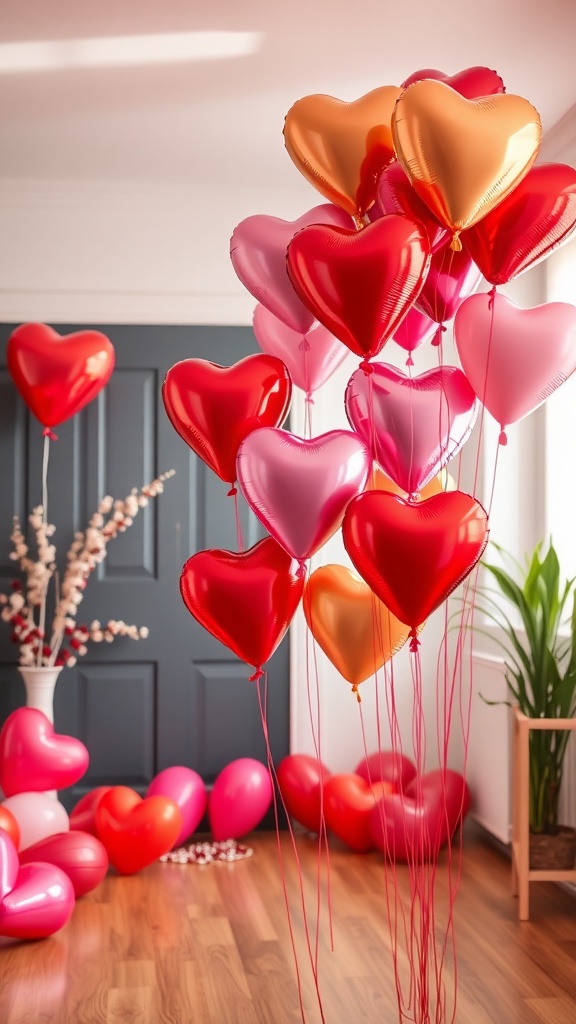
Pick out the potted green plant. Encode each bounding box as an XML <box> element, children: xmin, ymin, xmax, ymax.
<box><xmin>471</xmin><ymin>539</ymin><xmax>576</xmax><ymax>868</ymax></box>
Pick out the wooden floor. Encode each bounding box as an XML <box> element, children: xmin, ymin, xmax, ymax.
<box><xmin>0</xmin><ymin>825</ymin><xmax>575</xmax><ymax>1024</ymax></box>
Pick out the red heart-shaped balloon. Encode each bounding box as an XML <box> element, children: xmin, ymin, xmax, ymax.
<box><xmin>69</xmin><ymin>786</ymin><xmax>113</xmax><ymax>836</ymax></box>
<box><xmin>287</xmin><ymin>217</ymin><xmax>430</xmax><ymax>361</ymax></box>
<box><xmin>95</xmin><ymin>786</ymin><xmax>182</xmax><ymax>875</ymax></box>
<box><xmin>0</xmin><ymin>829</ymin><xmax>75</xmax><ymax>939</ymax></box>
<box><xmin>405</xmin><ymin>770</ymin><xmax>471</xmax><ymax>847</ymax></box>
<box><xmin>19</xmin><ymin>830</ymin><xmax>109</xmax><ymax>898</ymax></box>
<box><xmin>324</xmin><ymin>774</ymin><xmax>393</xmax><ymax>852</ymax></box>
<box><xmin>415</xmin><ymin>245</ymin><xmax>482</xmax><ymax>324</ymax></box>
<box><xmin>369</xmin><ymin>791</ymin><xmax>443</xmax><ymax>862</ymax></box>
<box><xmin>162</xmin><ymin>354</ymin><xmax>291</xmax><ymax>484</ymax></box>
<box><xmin>401</xmin><ymin>66</ymin><xmax>505</xmax><ymax>100</ymax></box>
<box><xmin>7</xmin><ymin>323</ymin><xmax>115</xmax><ymax>429</ymax></box>
<box><xmin>376</xmin><ymin>162</ymin><xmax>451</xmax><ymax>253</ymax></box>
<box><xmin>355</xmin><ymin>751</ymin><xmax>416</xmax><ymax>792</ymax></box>
<box><xmin>342</xmin><ymin>491</ymin><xmax>489</xmax><ymax>630</ymax></box>
<box><xmin>0</xmin><ymin>707</ymin><xmax>90</xmax><ymax>797</ymax></box>
<box><xmin>462</xmin><ymin>163</ymin><xmax>576</xmax><ymax>286</ymax></box>
<box><xmin>180</xmin><ymin>537</ymin><xmax>305</xmax><ymax>672</ymax></box>
<box><xmin>276</xmin><ymin>754</ymin><xmax>331</xmax><ymax>833</ymax></box>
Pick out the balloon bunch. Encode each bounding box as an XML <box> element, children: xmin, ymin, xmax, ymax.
<box><xmin>277</xmin><ymin>752</ymin><xmax>469</xmax><ymax>860</ymax></box>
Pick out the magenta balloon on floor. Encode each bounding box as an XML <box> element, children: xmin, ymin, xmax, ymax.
<box><xmin>146</xmin><ymin>766</ymin><xmax>207</xmax><ymax>847</ymax></box>
<box><xmin>209</xmin><ymin>759</ymin><xmax>272</xmax><ymax>841</ymax></box>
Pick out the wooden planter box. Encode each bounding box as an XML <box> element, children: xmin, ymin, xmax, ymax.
<box><xmin>511</xmin><ymin>707</ymin><xmax>576</xmax><ymax>920</ymax></box>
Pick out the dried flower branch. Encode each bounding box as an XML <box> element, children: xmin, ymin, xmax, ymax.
<box><xmin>0</xmin><ymin>470</ymin><xmax>174</xmax><ymax>668</ymax></box>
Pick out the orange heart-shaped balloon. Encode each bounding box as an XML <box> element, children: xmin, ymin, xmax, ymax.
<box><xmin>284</xmin><ymin>86</ymin><xmax>401</xmax><ymax>220</ymax></box>
<box><xmin>392</xmin><ymin>81</ymin><xmax>542</xmax><ymax>241</ymax></box>
<box><xmin>367</xmin><ymin>466</ymin><xmax>455</xmax><ymax>500</ymax></box>
<box><xmin>303</xmin><ymin>564</ymin><xmax>411</xmax><ymax>691</ymax></box>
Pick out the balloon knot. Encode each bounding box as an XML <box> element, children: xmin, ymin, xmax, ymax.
<box><xmin>431</xmin><ymin>324</ymin><xmax>447</xmax><ymax>347</ymax></box>
<box><xmin>450</xmin><ymin>232</ymin><xmax>463</xmax><ymax>252</ymax></box>
<box><xmin>297</xmin><ymin>560</ymin><xmax>308</xmax><ymax>580</ymax></box>
<box><xmin>42</xmin><ymin>427</ymin><xmax>58</xmax><ymax>441</ymax></box>
<box><xmin>298</xmin><ymin>338</ymin><xmax>311</xmax><ymax>352</ymax></box>
<box><xmin>360</xmin><ymin>359</ymin><xmax>373</xmax><ymax>376</ymax></box>
<box><xmin>406</xmin><ymin>355</ymin><xmax>414</xmax><ymax>367</ymax></box>
<box><xmin>488</xmin><ymin>285</ymin><xmax>497</xmax><ymax>310</ymax></box>
<box><xmin>409</xmin><ymin>631</ymin><xmax>420</xmax><ymax>653</ymax></box>
<box><xmin>351</xmin><ymin>684</ymin><xmax>362</xmax><ymax>703</ymax></box>
<box><xmin>305</xmin><ymin>393</ymin><xmax>315</xmax><ymax>405</ymax></box>
<box><xmin>227</xmin><ymin>484</ymin><xmax>238</xmax><ymax>497</ymax></box>
<box><xmin>498</xmin><ymin>428</ymin><xmax>508</xmax><ymax>446</ymax></box>
<box><xmin>249</xmin><ymin>668</ymin><xmax>264</xmax><ymax>682</ymax></box>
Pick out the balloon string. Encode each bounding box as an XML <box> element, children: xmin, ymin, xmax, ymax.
<box><xmin>471</xmin><ymin>288</ymin><xmax>497</xmax><ymax>499</ymax></box>
<box><xmin>303</xmin><ymin>581</ymin><xmax>335</xmax><ymax>959</ymax></box>
<box><xmin>255</xmin><ymin>675</ymin><xmax>327</xmax><ymax>1024</ymax></box>
<box><xmin>37</xmin><ymin>432</ymin><xmax>52</xmax><ymax>667</ymax></box>
<box><xmin>229</xmin><ymin>487</ymin><xmax>244</xmax><ymax>553</ymax></box>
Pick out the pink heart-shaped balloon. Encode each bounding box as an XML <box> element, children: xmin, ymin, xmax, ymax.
<box><xmin>0</xmin><ymin>708</ymin><xmax>89</xmax><ymax>797</ymax></box>
<box><xmin>345</xmin><ymin>363</ymin><xmax>478</xmax><ymax>494</ymax></box>
<box><xmin>454</xmin><ymin>293</ymin><xmax>576</xmax><ymax>435</ymax></box>
<box><xmin>237</xmin><ymin>428</ymin><xmax>370</xmax><ymax>561</ymax></box>
<box><xmin>230</xmin><ymin>204</ymin><xmax>353</xmax><ymax>334</ymax></box>
<box><xmin>391</xmin><ymin>307</ymin><xmax>438</xmax><ymax>357</ymax></box>
<box><xmin>415</xmin><ymin>245</ymin><xmax>482</xmax><ymax>324</ymax></box>
<box><xmin>146</xmin><ymin>767</ymin><xmax>207</xmax><ymax>847</ymax></box>
<box><xmin>0</xmin><ymin>830</ymin><xmax>75</xmax><ymax>939</ymax></box>
<box><xmin>19</xmin><ymin>831</ymin><xmax>109</xmax><ymax>898</ymax></box>
<box><xmin>252</xmin><ymin>304</ymin><xmax>348</xmax><ymax>395</ymax></box>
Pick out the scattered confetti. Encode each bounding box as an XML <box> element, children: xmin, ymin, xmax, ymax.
<box><xmin>160</xmin><ymin>839</ymin><xmax>253</xmax><ymax>865</ymax></box>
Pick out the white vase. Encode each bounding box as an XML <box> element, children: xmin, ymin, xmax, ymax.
<box><xmin>18</xmin><ymin>666</ymin><xmax>63</xmax><ymax>724</ymax></box>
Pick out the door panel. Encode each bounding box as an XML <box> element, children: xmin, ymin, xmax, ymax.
<box><xmin>0</xmin><ymin>324</ymin><xmax>290</xmax><ymax>812</ymax></box>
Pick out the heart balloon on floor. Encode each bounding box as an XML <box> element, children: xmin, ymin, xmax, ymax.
<box><xmin>303</xmin><ymin>564</ymin><xmax>412</xmax><ymax>690</ymax></box>
<box><xmin>0</xmin><ymin>830</ymin><xmax>75</xmax><ymax>940</ymax></box>
<box><xmin>454</xmin><ymin>292</ymin><xmax>576</xmax><ymax>439</ymax></box>
<box><xmin>2</xmin><ymin>792</ymin><xmax>70</xmax><ymax>851</ymax></box>
<box><xmin>230</xmin><ymin>205</ymin><xmax>353</xmax><ymax>334</ymax></box>
<box><xmin>7</xmin><ymin>323</ymin><xmax>115</xmax><ymax>429</ymax></box>
<box><xmin>95</xmin><ymin>786</ymin><xmax>182</xmax><ymax>875</ymax></box>
<box><xmin>180</xmin><ymin>537</ymin><xmax>305</xmax><ymax>673</ymax></box>
<box><xmin>162</xmin><ymin>354</ymin><xmax>291</xmax><ymax>485</ymax></box>
<box><xmin>323</xmin><ymin>774</ymin><xmax>393</xmax><ymax>852</ymax></box>
<box><xmin>405</xmin><ymin>770</ymin><xmax>471</xmax><ymax>847</ymax></box>
<box><xmin>369</xmin><ymin>791</ymin><xmax>444</xmax><ymax>862</ymax></box>
<box><xmin>19</xmin><ymin>831</ymin><xmax>109</xmax><ymax>898</ymax></box>
<box><xmin>146</xmin><ymin>767</ymin><xmax>207</xmax><ymax>847</ymax></box>
<box><xmin>284</xmin><ymin>86</ymin><xmax>401</xmax><ymax>219</ymax></box>
<box><xmin>286</xmin><ymin>217</ymin><xmax>430</xmax><ymax>361</ymax></box>
<box><xmin>276</xmin><ymin>754</ymin><xmax>331</xmax><ymax>833</ymax></box>
<box><xmin>237</xmin><ymin>429</ymin><xmax>370</xmax><ymax>562</ymax></box>
<box><xmin>462</xmin><ymin>163</ymin><xmax>576</xmax><ymax>285</ymax></box>
<box><xmin>209</xmin><ymin>759</ymin><xmax>272</xmax><ymax>841</ymax></box>
<box><xmin>355</xmin><ymin>751</ymin><xmax>417</xmax><ymax>792</ymax></box>
<box><xmin>343</xmin><ymin>490</ymin><xmax>489</xmax><ymax>631</ymax></box>
<box><xmin>69</xmin><ymin>786</ymin><xmax>112</xmax><ymax>836</ymax></box>
<box><xmin>345</xmin><ymin>363</ymin><xmax>477</xmax><ymax>495</ymax></box>
<box><xmin>401</xmin><ymin>65</ymin><xmax>505</xmax><ymax>99</ymax></box>
<box><xmin>0</xmin><ymin>707</ymin><xmax>89</xmax><ymax>797</ymax></box>
<box><xmin>252</xmin><ymin>304</ymin><xmax>348</xmax><ymax>396</ymax></box>
<box><xmin>392</xmin><ymin>82</ymin><xmax>541</xmax><ymax>238</ymax></box>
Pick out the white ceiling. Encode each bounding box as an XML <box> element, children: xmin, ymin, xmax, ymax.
<box><xmin>0</xmin><ymin>0</ymin><xmax>575</xmax><ymax>188</ymax></box>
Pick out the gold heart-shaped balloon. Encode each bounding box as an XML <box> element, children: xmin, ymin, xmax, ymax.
<box><xmin>367</xmin><ymin>466</ymin><xmax>455</xmax><ymax>499</ymax></box>
<box><xmin>392</xmin><ymin>81</ymin><xmax>542</xmax><ymax>240</ymax></box>
<box><xmin>284</xmin><ymin>86</ymin><xmax>401</xmax><ymax>220</ymax></box>
<box><xmin>303</xmin><ymin>564</ymin><xmax>411</xmax><ymax>691</ymax></box>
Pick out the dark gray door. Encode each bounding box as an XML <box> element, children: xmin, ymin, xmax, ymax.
<box><xmin>0</xmin><ymin>324</ymin><xmax>290</xmax><ymax>811</ymax></box>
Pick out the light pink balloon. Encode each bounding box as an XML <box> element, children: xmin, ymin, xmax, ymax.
<box><xmin>2</xmin><ymin>792</ymin><xmax>70</xmax><ymax>851</ymax></box>
<box><xmin>0</xmin><ymin>707</ymin><xmax>89</xmax><ymax>796</ymax></box>
<box><xmin>391</xmin><ymin>307</ymin><xmax>438</xmax><ymax>357</ymax></box>
<box><xmin>237</xmin><ymin>428</ymin><xmax>370</xmax><ymax>561</ymax></box>
<box><xmin>230</xmin><ymin>204</ymin><xmax>353</xmax><ymax>334</ymax></box>
<box><xmin>146</xmin><ymin>766</ymin><xmax>207</xmax><ymax>847</ymax></box>
<box><xmin>252</xmin><ymin>304</ymin><xmax>348</xmax><ymax>395</ymax></box>
<box><xmin>454</xmin><ymin>293</ymin><xmax>576</xmax><ymax>436</ymax></box>
<box><xmin>345</xmin><ymin>363</ymin><xmax>478</xmax><ymax>494</ymax></box>
<box><xmin>209</xmin><ymin>759</ymin><xmax>272</xmax><ymax>841</ymax></box>
<box><xmin>0</xmin><ymin>830</ymin><xmax>75</xmax><ymax>939</ymax></box>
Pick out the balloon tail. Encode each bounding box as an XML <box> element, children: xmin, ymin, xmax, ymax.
<box><xmin>42</xmin><ymin>427</ymin><xmax>58</xmax><ymax>442</ymax></box>
<box><xmin>406</xmin><ymin>355</ymin><xmax>414</xmax><ymax>368</ymax></box>
<box><xmin>488</xmin><ymin>285</ymin><xmax>497</xmax><ymax>310</ymax></box>
<box><xmin>449</xmin><ymin>232</ymin><xmax>462</xmax><ymax>252</ymax></box>
<box><xmin>409</xmin><ymin>630</ymin><xmax>421</xmax><ymax>654</ymax></box>
<box><xmin>498</xmin><ymin>429</ymin><xmax>508</xmax><ymax>446</ymax></box>
<box><xmin>299</xmin><ymin>338</ymin><xmax>311</xmax><ymax>352</ymax></box>
<box><xmin>351</xmin><ymin>684</ymin><xmax>362</xmax><ymax>703</ymax></box>
<box><xmin>431</xmin><ymin>324</ymin><xmax>447</xmax><ymax>348</ymax></box>
<box><xmin>248</xmin><ymin>667</ymin><xmax>264</xmax><ymax>682</ymax></box>
<box><xmin>360</xmin><ymin>359</ymin><xmax>374</xmax><ymax>376</ymax></box>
